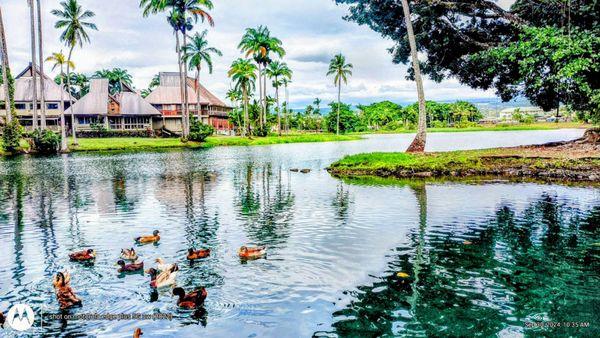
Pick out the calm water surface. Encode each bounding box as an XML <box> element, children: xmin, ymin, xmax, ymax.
<box><xmin>0</xmin><ymin>130</ymin><xmax>598</xmax><ymax>337</ymax></box>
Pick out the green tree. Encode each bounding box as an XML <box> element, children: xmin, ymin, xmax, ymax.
<box><xmin>228</xmin><ymin>58</ymin><xmax>257</xmax><ymax>137</ymax></box>
<box><xmin>45</xmin><ymin>51</ymin><xmax>74</xmax><ymax>151</ymax></box>
<box><xmin>327</xmin><ymin>53</ymin><xmax>353</xmax><ymax>135</ymax></box>
<box><xmin>183</xmin><ymin>29</ymin><xmax>222</xmax><ymax>118</ymax></box>
<box><xmin>266</xmin><ymin>60</ymin><xmax>292</xmax><ymax>135</ymax></box>
<box><xmin>326</xmin><ymin>102</ymin><xmax>359</xmax><ymax>133</ymax></box>
<box><xmin>93</xmin><ymin>68</ymin><xmax>133</xmax><ymax>94</ymax></box>
<box><xmin>52</xmin><ymin>0</ymin><xmax>98</xmax><ymax>145</ymax></box>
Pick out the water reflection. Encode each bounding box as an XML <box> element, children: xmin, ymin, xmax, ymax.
<box><xmin>324</xmin><ymin>189</ymin><xmax>600</xmax><ymax>337</ymax></box>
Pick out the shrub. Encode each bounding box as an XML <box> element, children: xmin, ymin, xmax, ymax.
<box><xmin>76</xmin><ymin>128</ymin><xmax>155</xmax><ymax>138</ymax></box>
<box><xmin>188</xmin><ymin>117</ymin><xmax>214</xmax><ymax>142</ymax></box>
<box><xmin>31</xmin><ymin>128</ymin><xmax>61</xmax><ymax>154</ymax></box>
<box><xmin>2</xmin><ymin>119</ymin><xmax>24</xmax><ymax>153</ymax></box>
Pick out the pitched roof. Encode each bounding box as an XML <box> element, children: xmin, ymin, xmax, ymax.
<box><xmin>145</xmin><ymin>72</ymin><xmax>230</xmax><ymax>108</ymax></box>
<box><xmin>116</xmin><ymin>91</ymin><xmax>161</xmax><ymax>116</ymax></box>
<box><xmin>0</xmin><ymin>63</ymin><xmax>72</xmax><ymax>102</ymax></box>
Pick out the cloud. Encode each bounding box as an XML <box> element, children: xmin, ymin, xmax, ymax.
<box><xmin>3</xmin><ymin>0</ymin><xmax>499</xmax><ymax>108</ymax></box>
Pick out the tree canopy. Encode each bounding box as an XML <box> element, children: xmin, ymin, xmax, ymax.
<box><xmin>334</xmin><ymin>0</ymin><xmax>599</xmax><ymax>121</ymax></box>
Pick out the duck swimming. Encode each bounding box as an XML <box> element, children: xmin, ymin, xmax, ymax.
<box><xmin>0</xmin><ymin>311</ymin><xmax>4</xmax><ymax>328</ymax></box>
<box><xmin>187</xmin><ymin>248</ymin><xmax>210</xmax><ymax>261</ymax></box>
<box><xmin>238</xmin><ymin>246</ymin><xmax>266</xmax><ymax>259</ymax></box>
<box><xmin>117</xmin><ymin>260</ymin><xmax>144</xmax><ymax>273</ymax></box>
<box><xmin>135</xmin><ymin>230</ymin><xmax>160</xmax><ymax>244</ymax></box>
<box><xmin>133</xmin><ymin>328</ymin><xmax>143</xmax><ymax>338</ymax></box>
<box><xmin>154</xmin><ymin>258</ymin><xmax>172</xmax><ymax>272</ymax></box>
<box><xmin>69</xmin><ymin>249</ymin><xmax>96</xmax><ymax>262</ymax></box>
<box><xmin>121</xmin><ymin>248</ymin><xmax>138</xmax><ymax>261</ymax></box>
<box><xmin>173</xmin><ymin>287</ymin><xmax>207</xmax><ymax>309</ymax></box>
<box><xmin>52</xmin><ymin>271</ymin><xmax>82</xmax><ymax>310</ymax></box>
<box><xmin>148</xmin><ymin>264</ymin><xmax>178</xmax><ymax>288</ymax></box>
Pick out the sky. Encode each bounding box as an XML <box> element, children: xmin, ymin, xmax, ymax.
<box><xmin>3</xmin><ymin>0</ymin><xmax>516</xmax><ymax>108</ymax></box>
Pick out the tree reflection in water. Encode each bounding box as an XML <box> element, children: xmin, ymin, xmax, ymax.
<box><xmin>324</xmin><ymin>189</ymin><xmax>600</xmax><ymax>337</ymax></box>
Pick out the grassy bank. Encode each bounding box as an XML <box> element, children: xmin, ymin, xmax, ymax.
<box><xmin>328</xmin><ymin>147</ymin><xmax>600</xmax><ymax>183</ymax></box>
<box><xmin>351</xmin><ymin>122</ymin><xmax>590</xmax><ymax>135</ymax></box>
<box><xmin>64</xmin><ymin>133</ymin><xmax>362</xmax><ymax>152</ymax></box>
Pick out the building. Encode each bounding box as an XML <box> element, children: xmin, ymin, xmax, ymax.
<box><xmin>65</xmin><ymin>79</ymin><xmax>160</xmax><ymax>131</ymax></box>
<box><xmin>145</xmin><ymin>72</ymin><xmax>232</xmax><ymax>134</ymax></box>
<box><xmin>0</xmin><ymin>64</ymin><xmax>72</xmax><ymax>129</ymax></box>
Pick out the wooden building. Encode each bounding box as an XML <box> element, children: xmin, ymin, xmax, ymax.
<box><xmin>145</xmin><ymin>72</ymin><xmax>233</xmax><ymax>134</ymax></box>
<box><xmin>0</xmin><ymin>64</ymin><xmax>72</xmax><ymax>130</ymax></box>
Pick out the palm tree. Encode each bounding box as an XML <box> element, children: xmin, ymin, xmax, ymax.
<box><xmin>327</xmin><ymin>53</ymin><xmax>353</xmax><ymax>135</ymax></box>
<box><xmin>93</xmin><ymin>68</ymin><xmax>133</xmax><ymax>94</ymax></box>
<box><xmin>183</xmin><ymin>29</ymin><xmax>222</xmax><ymax>119</ymax></box>
<box><xmin>0</xmin><ymin>5</ymin><xmax>12</xmax><ymax>123</ymax></box>
<box><xmin>282</xmin><ymin>77</ymin><xmax>292</xmax><ymax>133</ymax></box>
<box><xmin>226</xmin><ymin>88</ymin><xmax>243</xmax><ymax>134</ymax></box>
<box><xmin>266</xmin><ymin>61</ymin><xmax>292</xmax><ymax>135</ymax></box>
<box><xmin>140</xmin><ymin>0</ymin><xmax>214</xmax><ymax>138</ymax></box>
<box><xmin>28</xmin><ymin>0</ymin><xmax>39</xmax><ymax>130</ymax></box>
<box><xmin>238</xmin><ymin>26</ymin><xmax>285</xmax><ymax>129</ymax></box>
<box><xmin>313</xmin><ymin>97</ymin><xmax>321</xmax><ymax>113</ymax></box>
<box><xmin>36</xmin><ymin>0</ymin><xmax>47</xmax><ymax>128</ymax></box>
<box><xmin>401</xmin><ymin>0</ymin><xmax>427</xmax><ymax>153</ymax></box>
<box><xmin>228</xmin><ymin>58</ymin><xmax>257</xmax><ymax>137</ymax></box>
<box><xmin>46</xmin><ymin>51</ymin><xmax>74</xmax><ymax>152</ymax></box>
<box><xmin>52</xmin><ymin>0</ymin><xmax>97</xmax><ymax>145</ymax></box>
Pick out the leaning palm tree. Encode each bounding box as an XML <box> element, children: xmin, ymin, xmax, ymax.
<box><xmin>46</xmin><ymin>51</ymin><xmax>74</xmax><ymax>152</ymax></box>
<box><xmin>228</xmin><ymin>58</ymin><xmax>257</xmax><ymax>137</ymax></box>
<box><xmin>51</xmin><ymin>0</ymin><xmax>97</xmax><ymax>145</ymax></box>
<box><xmin>265</xmin><ymin>61</ymin><xmax>292</xmax><ymax>135</ymax></box>
<box><xmin>36</xmin><ymin>0</ymin><xmax>47</xmax><ymax>128</ymax></box>
<box><xmin>0</xmin><ymin>5</ymin><xmax>12</xmax><ymax>122</ymax></box>
<box><xmin>28</xmin><ymin>0</ymin><xmax>39</xmax><ymax>130</ymax></box>
<box><xmin>401</xmin><ymin>0</ymin><xmax>427</xmax><ymax>152</ymax></box>
<box><xmin>183</xmin><ymin>29</ymin><xmax>222</xmax><ymax>119</ymax></box>
<box><xmin>326</xmin><ymin>53</ymin><xmax>353</xmax><ymax>135</ymax></box>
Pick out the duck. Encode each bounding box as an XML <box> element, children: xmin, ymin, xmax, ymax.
<box><xmin>154</xmin><ymin>258</ymin><xmax>172</xmax><ymax>272</ymax></box>
<box><xmin>117</xmin><ymin>260</ymin><xmax>144</xmax><ymax>273</ymax></box>
<box><xmin>148</xmin><ymin>264</ymin><xmax>178</xmax><ymax>288</ymax></box>
<box><xmin>69</xmin><ymin>249</ymin><xmax>96</xmax><ymax>262</ymax></box>
<box><xmin>52</xmin><ymin>271</ymin><xmax>82</xmax><ymax>310</ymax></box>
<box><xmin>121</xmin><ymin>248</ymin><xmax>138</xmax><ymax>261</ymax></box>
<box><xmin>135</xmin><ymin>230</ymin><xmax>160</xmax><ymax>244</ymax></box>
<box><xmin>187</xmin><ymin>248</ymin><xmax>211</xmax><ymax>261</ymax></box>
<box><xmin>0</xmin><ymin>311</ymin><xmax>4</xmax><ymax>328</ymax></box>
<box><xmin>173</xmin><ymin>287</ymin><xmax>207</xmax><ymax>309</ymax></box>
<box><xmin>133</xmin><ymin>328</ymin><xmax>143</xmax><ymax>338</ymax></box>
<box><xmin>238</xmin><ymin>246</ymin><xmax>266</xmax><ymax>259</ymax></box>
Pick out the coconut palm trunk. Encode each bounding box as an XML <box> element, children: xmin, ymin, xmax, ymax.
<box><xmin>401</xmin><ymin>0</ymin><xmax>427</xmax><ymax>153</ymax></box>
<box><xmin>242</xmin><ymin>87</ymin><xmax>249</xmax><ymax>137</ymax></box>
<box><xmin>176</xmin><ymin>32</ymin><xmax>187</xmax><ymax>138</ymax></box>
<box><xmin>336</xmin><ymin>78</ymin><xmax>341</xmax><ymax>135</ymax></box>
<box><xmin>263</xmin><ymin>70</ymin><xmax>268</xmax><ymax>127</ymax></box>
<box><xmin>0</xmin><ymin>5</ymin><xmax>11</xmax><ymax>122</ymax></box>
<box><xmin>257</xmin><ymin>64</ymin><xmax>263</xmax><ymax>128</ymax></box>
<box><xmin>196</xmin><ymin>67</ymin><xmax>201</xmax><ymax>122</ymax></box>
<box><xmin>275</xmin><ymin>77</ymin><xmax>281</xmax><ymax>136</ymax></box>
<box><xmin>36</xmin><ymin>0</ymin><xmax>46</xmax><ymax>128</ymax></box>
<box><xmin>182</xmin><ymin>32</ymin><xmax>191</xmax><ymax>135</ymax></box>
<box><xmin>59</xmin><ymin>65</ymin><xmax>67</xmax><ymax>151</ymax></box>
<box><xmin>28</xmin><ymin>0</ymin><xmax>39</xmax><ymax>130</ymax></box>
<box><xmin>66</xmin><ymin>45</ymin><xmax>77</xmax><ymax>144</ymax></box>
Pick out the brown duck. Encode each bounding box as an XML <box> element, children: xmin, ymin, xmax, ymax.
<box><xmin>133</xmin><ymin>328</ymin><xmax>143</xmax><ymax>338</ymax></box>
<box><xmin>187</xmin><ymin>248</ymin><xmax>210</xmax><ymax>260</ymax></box>
<box><xmin>135</xmin><ymin>230</ymin><xmax>160</xmax><ymax>244</ymax></box>
<box><xmin>69</xmin><ymin>249</ymin><xmax>96</xmax><ymax>262</ymax></box>
<box><xmin>173</xmin><ymin>287</ymin><xmax>207</xmax><ymax>309</ymax></box>
<box><xmin>53</xmin><ymin>271</ymin><xmax>82</xmax><ymax>310</ymax></box>
<box><xmin>117</xmin><ymin>260</ymin><xmax>144</xmax><ymax>273</ymax></box>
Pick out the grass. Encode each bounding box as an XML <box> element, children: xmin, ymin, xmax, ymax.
<box><xmin>65</xmin><ymin>133</ymin><xmax>362</xmax><ymax>152</ymax></box>
<box><xmin>351</xmin><ymin>122</ymin><xmax>590</xmax><ymax>135</ymax></box>
<box><xmin>328</xmin><ymin>147</ymin><xmax>600</xmax><ymax>183</ymax></box>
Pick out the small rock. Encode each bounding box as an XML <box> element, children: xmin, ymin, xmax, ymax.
<box><xmin>300</xmin><ymin>169</ymin><xmax>311</xmax><ymax>173</ymax></box>
<box><xmin>290</xmin><ymin>168</ymin><xmax>299</xmax><ymax>172</ymax></box>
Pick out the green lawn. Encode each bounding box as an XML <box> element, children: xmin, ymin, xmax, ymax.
<box><xmin>65</xmin><ymin>133</ymin><xmax>362</xmax><ymax>152</ymax></box>
<box><xmin>351</xmin><ymin>122</ymin><xmax>590</xmax><ymax>135</ymax></box>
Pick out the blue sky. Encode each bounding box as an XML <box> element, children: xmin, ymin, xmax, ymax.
<box><xmin>3</xmin><ymin>0</ymin><xmax>515</xmax><ymax>108</ymax></box>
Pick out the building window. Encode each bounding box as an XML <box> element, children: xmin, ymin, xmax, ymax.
<box><xmin>123</xmin><ymin>116</ymin><xmax>150</xmax><ymax>130</ymax></box>
<box><xmin>15</xmin><ymin>103</ymin><xmax>26</xmax><ymax>110</ymax></box>
<box><xmin>47</xmin><ymin>103</ymin><xmax>59</xmax><ymax>110</ymax></box>
<box><xmin>77</xmin><ymin>116</ymin><xmax>98</xmax><ymax>125</ymax></box>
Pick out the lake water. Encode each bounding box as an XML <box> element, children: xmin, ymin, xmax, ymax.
<box><xmin>0</xmin><ymin>129</ymin><xmax>598</xmax><ymax>337</ymax></box>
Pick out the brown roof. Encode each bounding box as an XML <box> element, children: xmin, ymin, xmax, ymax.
<box><xmin>145</xmin><ymin>72</ymin><xmax>230</xmax><ymax>108</ymax></box>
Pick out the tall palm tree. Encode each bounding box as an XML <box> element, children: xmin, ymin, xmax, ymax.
<box><xmin>52</xmin><ymin>0</ymin><xmax>97</xmax><ymax>145</ymax></box>
<box><xmin>313</xmin><ymin>97</ymin><xmax>321</xmax><ymax>113</ymax></box>
<box><xmin>46</xmin><ymin>51</ymin><xmax>74</xmax><ymax>152</ymax></box>
<box><xmin>0</xmin><ymin>5</ymin><xmax>11</xmax><ymax>123</ymax></box>
<box><xmin>238</xmin><ymin>26</ymin><xmax>285</xmax><ymax>129</ymax></box>
<box><xmin>226</xmin><ymin>88</ymin><xmax>242</xmax><ymax>134</ymax></box>
<box><xmin>183</xmin><ymin>29</ymin><xmax>222</xmax><ymax>119</ymax></box>
<box><xmin>140</xmin><ymin>0</ymin><xmax>214</xmax><ymax>138</ymax></box>
<box><xmin>327</xmin><ymin>53</ymin><xmax>353</xmax><ymax>135</ymax></box>
<box><xmin>93</xmin><ymin>68</ymin><xmax>133</xmax><ymax>94</ymax></box>
<box><xmin>36</xmin><ymin>0</ymin><xmax>47</xmax><ymax>128</ymax></box>
<box><xmin>28</xmin><ymin>0</ymin><xmax>39</xmax><ymax>130</ymax></box>
<box><xmin>266</xmin><ymin>61</ymin><xmax>292</xmax><ymax>135</ymax></box>
<box><xmin>228</xmin><ymin>58</ymin><xmax>257</xmax><ymax>137</ymax></box>
<box><xmin>401</xmin><ymin>0</ymin><xmax>427</xmax><ymax>153</ymax></box>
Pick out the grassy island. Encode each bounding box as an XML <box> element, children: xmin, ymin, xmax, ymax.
<box><xmin>328</xmin><ymin>131</ymin><xmax>600</xmax><ymax>183</ymax></box>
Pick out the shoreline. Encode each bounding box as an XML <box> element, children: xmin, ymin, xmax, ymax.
<box><xmin>327</xmin><ymin>132</ymin><xmax>600</xmax><ymax>184</ymax></box>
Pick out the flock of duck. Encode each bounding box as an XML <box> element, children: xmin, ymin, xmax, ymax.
<box><xmin>29</xmin><ymin>229</ymin><xmax>265</xmax><ymax>335</ymax></box>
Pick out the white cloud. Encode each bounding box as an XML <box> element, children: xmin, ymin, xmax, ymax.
<box><xmin>3</xmin><ymin>0</ymin><xmax>498</xmax><ymax>108</ymax></box>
